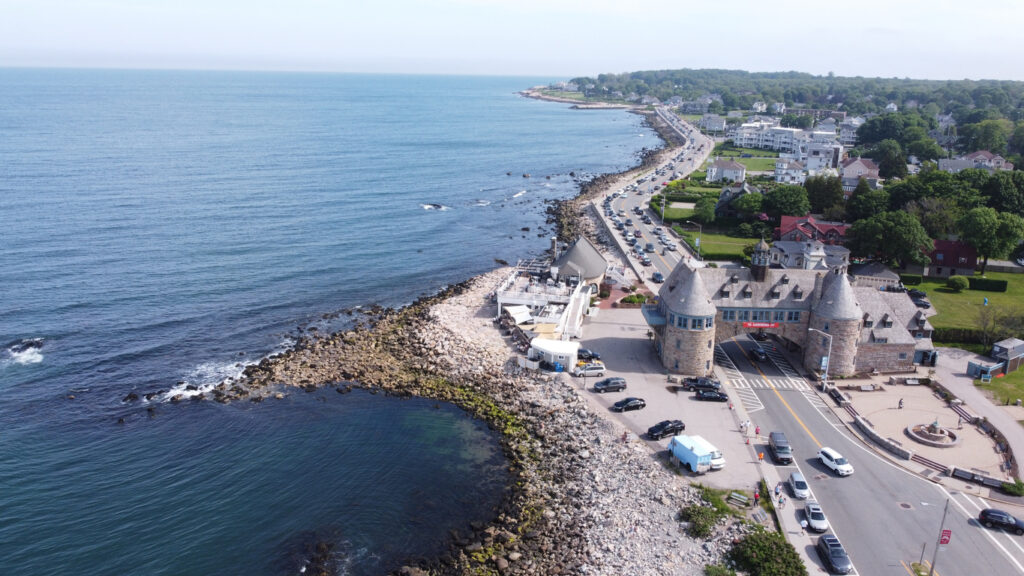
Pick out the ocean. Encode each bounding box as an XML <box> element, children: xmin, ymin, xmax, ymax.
<box><xmin>0</xmin><ymin>69</ymin><xmax>656</xmax><ymax>574</ymax></box>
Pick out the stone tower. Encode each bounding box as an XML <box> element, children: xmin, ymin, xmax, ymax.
<box><xmin>659</xmin><ymin>264</ymin><xmax>717</xmax><ymax>375</ymax></box>
<box><xmin>751</xmin><ymin>238</ymin><xmax>770</xmax><ymax>282</ymax></box>
<box><xmin>806</xmin><ymin>270</ymin><xmax>861</xmax><ymax>377</ymax></box>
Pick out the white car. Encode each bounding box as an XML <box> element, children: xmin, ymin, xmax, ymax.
<box><xmin>804</xmin><ymin>501</ymin><xmax>830</xmax><ymax>533</ymax></box>
<box><xmin>818</xmin><ymin>447</ymin><xmax>854</xmax><ymax>476</ymax></box>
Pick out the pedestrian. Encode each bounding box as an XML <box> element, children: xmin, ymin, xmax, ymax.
<box><xmin>775</xmin><ymin>482</ymin><xmax>781</xmax><ymax>497</ymax></box>
<box><xmin>754</xmin><ymin>491</ymin><xmax>760</xmax><ymax>506</ymax></box>
<box><xmin>898</xmin><ymin>398</ymin><xmax>904</xmax><ymax>410</ymax></box>
<box><xmin>778</xmin><ymin>496</ymin><xmax>786</xmax><ymax>509</ymax></box>
<box><xmin>755</xmin><ymin>425</ymin><xmax>760</xmax><ymax>436</ymax></box>
<box><xmin>745</xmin><ymin>419</ymin><xmax>751</xmax><ymax>433</ymax></box>
<box><xmin>621</xmin><ymin>430</ymin><xmax>628</xmax><ymax>443</ymax></box>
<box><xmin>957</xmin><ymin>416</ymin><xmax>963</xmax><ymax>429</ymax></box>
<box><xmin>758</xmin><ymin>452</ymin><xmax>764</xmax><ymax>463</ymax></box>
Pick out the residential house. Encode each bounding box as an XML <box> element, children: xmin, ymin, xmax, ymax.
<box><xmin>714</xmin><ymin>182</ymin><xmax>762</xmax><ymax>218</ymax></box>
<box><xmin>938</xmin><ymin>150</ymin><xmax>1014</xmax><ymax>174</ymax></box>
<box><xmin>885</xmin><ymin>102</ymin><xmax>898</xmax><ymax>112</ymax></box>
<box><xmin>839</xmin><ymin>117</ymin><xmax>865</xmax><ymax>147</ymax></box>
<box><xmin>901</xmin><ymin>240</ymin><xmax>977</xmax><ymax>278</ymax></box>
<box><xmin>769</xmin><ymin>240</ymin><xmax>850</xmax><ymax>271</ymax></box>
<box><xmin>700</xmin><ymin>114</ymin><xmax>727</xmax><ymax>133</ymax></box>
<box><xmin>771</xmin><ymin>102</ymin><xmax>786</xmax><ymax>114</ymax></box>
<box><xmin>774</xmin><ymin>159</ymin><xmax>806</xmax><ymax>184</ymax></box>
<box><xmin>815</xmin><ymin>117</ymin><xmax>838</xmax><ymax>134</ymax></box>
<box><xmin>706</xmin><ymin>158</ymin><xmax>747</xmax><ymax>183</ymax></box>
<box><xmin>840</xmin><ymin>157</ymin><xmax>881</xmax><ymax>192</ymax></box>
<box><xmin>752</xmin><ymin>101</ymin><xmax>767</xmax><ymax>113</ymax></box>
<box><xmin>775</xmin><ymin>215</ymin><xmax>850</xmax><ymax>245</ymax></box>
<box><xmin>788</xmin><ymin>108</ymin><xmax>847</xmax><ymax>122</ymax></box>
<box><xmin>640</xmin><ymin>95</ymin><xmax>661</xmax><ymax>106</ymax></box>
<box><xmin>792</xmin><ymin>141</ymin><xmax>844</xmax><ymax>171</ymax></box>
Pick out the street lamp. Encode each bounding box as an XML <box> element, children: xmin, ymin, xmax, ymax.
<box><xmin>685</xmin><ymin>220</ymin><xmax>703</xmax><ymax>261</ymax></box>
<box><xmin>808</xmin><ymin>327</ymin><xmax>833</xmax><ymax>384</ymax></box>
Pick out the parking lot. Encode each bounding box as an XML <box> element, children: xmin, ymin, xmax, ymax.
<box><xmin>571</xmin><ymin>307</ymin><xmax>761</xmax><ymax>491</ymax></box>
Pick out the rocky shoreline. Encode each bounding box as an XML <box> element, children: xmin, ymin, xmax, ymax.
<box><xmin>132</xmin><ymin>108</ymin><xmax>746</xmax><ymax>575</ymax></box>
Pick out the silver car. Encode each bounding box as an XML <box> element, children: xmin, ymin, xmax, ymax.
<box><xmin>789</xmin><ymin>470</ymin><xmax>810</xmax><ymax>499</ymax></box>
<box><xmin>804</xmin><ymin>501</ymin><xmax>829</xmax><ymax>533</ymax></box>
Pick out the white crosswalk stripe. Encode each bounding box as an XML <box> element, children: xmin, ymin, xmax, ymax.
<box><xmin>802</xmin><ymin>389</ymin><xmax>828</xmax><ymax>408</ymax></box>
<box><xmin>729</xmin><ymin>377</ymin><xmax>810</xmax><ymax>391</ymax></box>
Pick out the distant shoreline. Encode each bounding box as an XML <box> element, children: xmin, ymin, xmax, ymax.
<box><xmin>518</xmin><ymin>87</ymin><xmax>632</xmax><ymax>109</ymax></box>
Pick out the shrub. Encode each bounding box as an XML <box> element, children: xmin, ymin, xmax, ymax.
<box><xmin>680</xmin><ymin>504</ymin><xmax>720</xmax><ymax>538</ymax></box>
<box><xmin>946</xmin><ymin>275</ymin><xmax>970</xmax><ymax>292</ymax></box>
<box><xmin>968</xmin><ymin>277</ymin><xmax>1008</xmax><ymax>292</ymax></box>
<box><xmin>1002</xmin><ymin>480</ymin><xmax>1024</xmax><ymax>497</ymax></box>
<box><xmin>621</xmin><ymin>293</ymin><xmax>648</xmax><ymax>304</ymax></box>
<box><xmin>704</xmin><ymin>566</ymin><xmax>736</xmax><ymax>576</ymax></box>
<box><xmin>598</xmin><ymin>289</ymin><xmax>610</xmax><ymax>299</ymax></box>
<box><xmin>900</xmin><ymin>273</ymin><xmax>922</xmax><ymax>286</ymax></box>
<box><xmin>728</xmin><ymin>529</ymin><xmax>807</xmax><ymax>576</ymax></box>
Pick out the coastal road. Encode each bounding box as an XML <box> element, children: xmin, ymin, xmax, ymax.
<box><xmin>719</xmin><ymin>337</ymin><xmax>1024</xmax><ymax>576</ymax></box>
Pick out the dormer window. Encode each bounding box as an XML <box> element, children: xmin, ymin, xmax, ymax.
<box><xmin>730</xmin><ymin>275</ymin><xmax>739</xmax><ymax>284</ymax></box>
<box><xmin>721</xmin><ymin>287</ymin><xmax>730</xmax><ymax>297</ymax></box>
<box><xmin>917</xmin><ymin>317</ymin><xmax>926</xmax><ymax>327</ymax></box>
<box><xmin>742</xmin><ymin>285</ymin><xmax>752</xmax><ymax>298</ymax></box>
<box><xmin>781</xmin><ymin>274</ymin><xmax>790</xmax><ymax>285</ymax></box>
<box><xmin>770</xmin><ymin>289</ymin><xmax>780</xmax><ymax>299</ymax></box>
<box><xmin>793</xmin><ymin>286</ymin><xmax>803</xmax><ymax>299</ymax></box>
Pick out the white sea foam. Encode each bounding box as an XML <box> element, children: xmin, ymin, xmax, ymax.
<box><xmin>3</xmin><ymin>338</ymin><xmax>45</xmax><ymax>366</ymax></box>
<box><xmin>420</xmin><ymin>203</ymin><xmax>452</xmax><ymax>211</ymax></box>
<box><xmin>472</xmin><ymin>199</ymin><xmax>491</xmax><ymax>206</ymax></box>
<box><xmin>7</xmin><ymin>348</ymin><xmax>43</xmax><ymax>365</ymax></box>
<box><xmin>512</xmin><ymin>190</ymin><xmax>526</xmax><ymax>198</ymax></box>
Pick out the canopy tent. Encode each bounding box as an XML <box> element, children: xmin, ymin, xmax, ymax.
<box><xmin>503</xmin><ymin>304</ymin><xmax>534</xmax><ymax>325</ymax></box>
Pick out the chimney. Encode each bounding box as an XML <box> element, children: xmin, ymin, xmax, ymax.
<box><xmin>551</xmin><ymin>237</ymin><xmax>559</xmax><ymax>260</ymax></box>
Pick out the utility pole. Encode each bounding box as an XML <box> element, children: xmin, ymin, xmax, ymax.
<box><xmin>928</xmin><ymin>499</ymin><xmax>950</xmax><ymax>576</ymax></box>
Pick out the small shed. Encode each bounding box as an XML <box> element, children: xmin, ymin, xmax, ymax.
<box><xmin>992</xmin><ymin>338</ymin><xmax>1024</xmax><ymax>374</ymax></box>
<box><xmin>528</xmin><ymin>338</ymin><xmax>579</xmax><ymax>368</ymax></box>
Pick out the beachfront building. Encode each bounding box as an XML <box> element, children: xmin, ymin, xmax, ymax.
<box><xmin>642</xmin><ymin>241</ymin><xmax>934</xmax><ymax>377</ymax></box>
<box><xmin>494</xmin><ymin>236</ymin><xmax>605</xmax><ymax>341</ymax></box>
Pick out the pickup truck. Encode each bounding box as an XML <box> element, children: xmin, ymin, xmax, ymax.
<box><xmin>680</xmin><ymin>377</ymin><xmax>722</xmax><ymax>392</ymax></box>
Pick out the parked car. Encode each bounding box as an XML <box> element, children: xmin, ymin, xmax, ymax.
<box><xmin>665</xmin><ymin>243</ymin><xmax>677</xmax><ymax>251</ymax></box>
<box><xmin>593</xmin><ymin>377</ymin><xmax>626</xmax><ymax>393</ymax></box>
<box><xmin>572</xmin><ymin>362</ymin><xmax>606</xmax><ymax>377</ymax></box>
<box><xmin>647</xmin><ymin>419</ymin><xmax>686</xmax><ymax>440</ymax></box>
<box><xmin>908</xmin><ymin>289</ymin><xmax>927</xmax><ymax>298</ymax></box>
<box><xmin>912</xmin><ymin>297</ymin><xmax>931</xmax><ymax>309</ymax></box>
<box><xmin>818</xmin><ymin>447</ymin><xmax>854</xmax><ymax>476</ymax></box>
<box><xmin>788</xmin><ymin>471</ymin><xmax>810</xmax><ymax>499</ymax></box>
<box><xmin>578</xmin><ymin>348</ymin><xmax>601</xmax><ymax>361</ymax></box>
<box><xmin>804</xmin><ymin>501</ymin><xmax>830</xmax><ymax>533</ymax></box>
<box><xmin>751</xmin><ymin>346</ymin><xmax>769</xmax><ymax>362</ymax></box>
<box><xmin>612</xmin><ymin>397</ymin><xmax>646</xmax><ymax>412</ymax></box>
<box><xmin>694</xmin><ymin>389</ymin><xmax>729</xmax><ymax>402</ymax></box>
<box><xmin>978</xmin><ymin>508</ymin><xmax>1024</xmax><ymax>535</ymax></box>
<box><xmin>681</xmin><ymin>377</ymin><xmax>721</xmax><ymax>392</ymax></box>
<box><xmin>751</xmin><ymin>331</ymin><xmax>769</xmax><ymax>341</ymax></box>
<box><xmin>816</xmin><ymin>534</ymin><xmax>853</xmax><ymax>574</ymax></box>
<box><xmin>640</xmin><ymin>256</ymin><xmax>652</xmax><ymax>266</ymax></box>
<box><xmin>652</xmin><ymin>272</ymin><xmax>665</xmax><ymax>283</ymax></box>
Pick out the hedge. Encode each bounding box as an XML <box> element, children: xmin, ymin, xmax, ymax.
<box><xmin>899</xmin><ymin>273</ymin><xmax>922</xmax><ymax>286</ymax></box>
<box><xmin>967</xmin><ymin>277</ymin><xmax>1008</xmax><ymax>292</ymax></box>
<box><xmin>932</xmin><ymin>327</ymin><xmax>1010</xmax><ymax>345</ymax></box>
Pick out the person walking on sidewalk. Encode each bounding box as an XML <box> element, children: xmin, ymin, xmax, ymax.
<box><xmin>898</xmin><ymin>398</ymin><xmax>904</xmax><ymax>410</ymax></box>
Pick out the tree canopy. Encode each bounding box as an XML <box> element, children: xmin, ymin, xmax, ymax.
<box><xmin>958</xmin><ymin>207</ymin><xmax>1024</xmax><ymax>273</ymax></box>
<box><xmin>763</xmin><ymin>185</ymin><xmax>810</xmax><ymax>220</ymax></box>
<box><xmin>846</xmin><ymin>211</ymin><xmax>933</xmax><ymax>267</ymax></box>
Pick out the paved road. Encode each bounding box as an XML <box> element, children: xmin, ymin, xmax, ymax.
<box><xmin>720</xmin><ymin>337</ymin><xmax>1024</xmax><ymax>576</ymax></box>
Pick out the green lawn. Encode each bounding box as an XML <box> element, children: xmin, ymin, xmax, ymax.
<box><xmin>917</xmin><ymin>271</ymin><xmax>1024</xmax><ymax>330</ymax></box>
<box><xmin>711</xmin><ymin>145</ymin><xmax>779</xmax><ymax>158</ymax></box>
<box><xmin>663</xmin><ymin>207</ymin><xmax>694</xmax><ymax>220</ymax></box>
<box><xmin>539</xmin><ymin>90</ymin><xmax>586</xmax><ymax>101</ymax></box>
<box><xmin>734</xmin><ymin>157</ymin><xmax>777</xmax><ymax>171</ymax></box>
<box><xmin>975</xmin><ymin>367</ymin><xmax>1024</xmax><ymax>406</ymax></box>
<box><xmin>672</xmin><ymin>230</ymin><xmax>753</xmax><ymax>260</ymax></box>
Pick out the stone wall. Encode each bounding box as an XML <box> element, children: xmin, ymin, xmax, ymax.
<box><xmin>661</xmin><ymin>324</ymin><xmax>715</xmax><ymax>376</ymax></box>
<box><xmin>854</xmin><ymin>342</ymin><xmax>916</xmax><ymax>373</ymax></box>
<box><xmin>804</xmin><ymin>316</ymin><xmax>860</xmax><ymax>376</ymax></box>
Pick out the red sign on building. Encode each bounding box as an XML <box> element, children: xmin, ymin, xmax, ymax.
<box><xmin>939</xmin><ymin>529</ymin><xmax>951</xmax><ymax>545</ymax></box>
<box><xmin>742</xmin><ymin>322</ymin><xmax>780</xmax><ymax>329</ymax></box>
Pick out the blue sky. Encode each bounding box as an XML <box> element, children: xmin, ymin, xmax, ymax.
<box><xmin>2</xmin><ymin>0</ymin><xmax>1022</xmax><ymax>80</ymax></box>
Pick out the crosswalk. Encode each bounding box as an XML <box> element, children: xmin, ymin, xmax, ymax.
<box><xmin>731</xmin><ymin>377</ymin><xmax>811</xmax><ymax>391</ymax></box>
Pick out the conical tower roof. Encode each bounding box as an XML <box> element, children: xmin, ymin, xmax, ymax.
<box><xmin>814</xmin><ymin>272</ymin><xmax>860</xmax><ymax>320</ymax></box>
<box><xmin>755</xmin><ymin>238</ymin><xmax>770</xmax><ymax>251</ymax></box>
<box><xmin>662</xmin><ymin>266</ymin><xmax>717</xmax><ymax>317</ymax></box>
<box><xmin>553</xmin><ymin>236</ymin><xmax>606</xmax><ymax>279</ymax></box>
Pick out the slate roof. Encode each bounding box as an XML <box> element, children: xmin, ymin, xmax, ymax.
<box><xmin>553</xmin><ymin>236</ymin><xmax>607</xmax><ymax>280</ymax></box>
<box><xmin>661</xmin><ymin>263</ymin><xmax>717</xmax><ymax>317</ymax></box>
<box><xmin>814</xmin><ymin>272</ymin><xmax>861</xmax><ymax>320</ymax></box>
<box><xmin>697</xmin><ymin>267</ymin><xmax>820</xmax><ymax>312</ymax></box>
<box><xmin>848</xmin><ymin>261</ymin><xmax>899</xmax><ymax>281</ymax></box>
<box><xmin>853</xmin><ymin>287</ymin><xmax>933</xmax><ymax>345</ymax></box>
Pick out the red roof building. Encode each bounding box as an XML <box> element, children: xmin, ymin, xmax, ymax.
<box><xmin>775</xmin><ymin>215</ymin><xmax>850</xmax><ymax>245</ymax></box>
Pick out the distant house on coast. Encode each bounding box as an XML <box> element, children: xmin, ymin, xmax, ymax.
<box><xmin>706</xmin><ymin>158</ymin><xmax>747</xmax><ymax>183</ymax></box>
<box><xmin>938</xmin><ymin>151</ymin><xmax>1014</xmax><ymax>174</ymax></box>
<box><xmin>901</xmin><ymin>240</ymin><xmax>977</xmax><ymax>279</ymax></box>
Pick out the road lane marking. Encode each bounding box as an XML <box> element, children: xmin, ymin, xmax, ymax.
<box><xmin>731</xmin><ymin>337</ymin><xmax>823</xmax><ymax>448</ymax></box>
<box><xmin>940</xmin><ymin>486</ymin><xmax>1024</xmax><ymax>574</ymax></box>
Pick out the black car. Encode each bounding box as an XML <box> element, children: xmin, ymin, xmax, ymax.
<box><xmin>751</xmin><ymin>331</ymin><xmax>769</xmax><ymax>341</ymax></box>
<box><xmin>978</xmin><ymin>508</ymin><xmax>1024</xmax><ymax>535</ymax></box>
<box><xmin>908</xmin><ymin>288</ymin><xmax>927</xmax><ymax>298</ymax></box>
<box><xmin>751</xmin><ymin>347</ymin><xmax>769</xmax><ymax>362</ymax></box>
<box><xmin>912</xmin><ymin>298</ymin><xmax>931</xmax><ymax>309</ymax></box>
<box><xmin>816</xmin><ymin>534</ymin><xmax>853</xmax><ymax>574</ymax></box>
<box><xmin>694</xmin><ymin>389</ymin><xmax>729</xmax><ymax>402</ymax></box>
<box><xmin>593</xmin><ymin>377</ymin><xmax>626</xmax><ymax>393</ymax></box>
<box><xmin>681</xmin><ymin>377</ymin><xmax>722</xmax><ymax>392</ymax></box>
<box><xmin>652</xmin><ymin>271</ymin><xmax>665</xmax><ymax>283</ymax></box>
<box><xmin>612</xmin><ymin>397</ymin><xmax>646</xmax><ymax>412</ymax></box>
<box><xmin>578</xmin><ymin>348</ymin><xmax>601</xmax><ymax>361</ymax></box>
<box><xmin>647</xmin><ymin>419</ymin><xmax>685</xmax><ymax>440</ymax></box>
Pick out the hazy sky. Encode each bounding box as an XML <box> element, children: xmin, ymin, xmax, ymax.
<box><xmin>3</xmin><ymin>0</ymin><xmax>1023</xmax><ymax>81</ymax></box>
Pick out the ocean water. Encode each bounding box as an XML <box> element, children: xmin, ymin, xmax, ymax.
<box><xmin>0</xmin><ymin>69</ymin><xmax>656</xmax><ymax>574</ymax></box>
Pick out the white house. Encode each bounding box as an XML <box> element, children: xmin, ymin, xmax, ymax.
<box><xmin>752</xmin><ymin>101</ymin><xmax>767</xmax><ymax>113</ymax></box>
<box><xmin>775</xmin><ymin>159</ymin><xmax>806</xmax><ymax>184</ymax></box>
<box><xmin>706</xmin><ymin>158</ymin><xmax>747</xmax><ymax>183</ymax></box>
